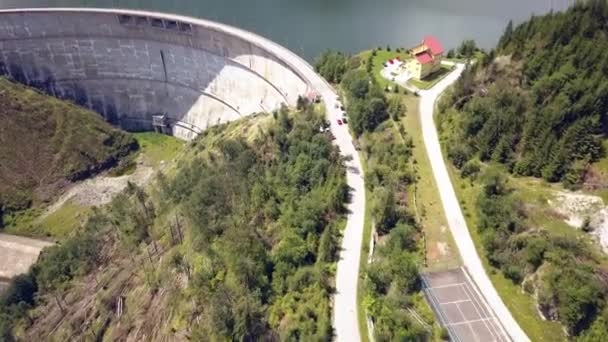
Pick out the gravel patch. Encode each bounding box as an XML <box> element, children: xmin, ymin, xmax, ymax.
<box><xmin>550</xmin><ymin>190</ymin><xmax>608</xmax><ymax>252</ymax></box>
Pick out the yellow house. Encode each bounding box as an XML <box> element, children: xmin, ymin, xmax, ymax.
<box><xmin>405</xmin><ymin>36</ymin><xmax>444</xmax><ymax>80</ymax></box>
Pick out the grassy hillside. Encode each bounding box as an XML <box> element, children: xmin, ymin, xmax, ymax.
<box><xmin>0</xmin><ymin>104</ymin><xmax>348</xmax><ymax>341</ymax></box>
<box><xmin>438</xmin><ymin>1</ymin><xmax>608</xmax><ymax>339</ymax></box>
<box><xmin>0</xmin><ymin>77</ymin><xmax>136</xmax><ymax>221</ymax></box>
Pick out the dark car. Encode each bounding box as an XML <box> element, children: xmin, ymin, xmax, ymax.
<box><xmin>337</xmin><ymin>119</ymin><xmax>343</xmax><ymax>125</ymax></box>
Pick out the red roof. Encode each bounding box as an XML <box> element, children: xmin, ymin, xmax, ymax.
<box><xmin>415</xmin><ymin>52</ymin><xmax>434</xmax><ymax>64</ymax></box>
<box><xmin>423</xmin><ymin>35</ymin><xmax>443</xmax><ymax>55</ymax></box>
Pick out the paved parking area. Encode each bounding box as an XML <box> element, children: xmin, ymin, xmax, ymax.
<box><xmin>422</xmin><ymin>268</ymin><xmax>510</xmax><ymax>342</ymax></box>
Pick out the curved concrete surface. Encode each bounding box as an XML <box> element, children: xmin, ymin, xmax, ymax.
<box><xmin>419</xmin><ymin>64</ymin><xmax>529</xmax><ymax>342</ymax></box>
<box><xmin>0</xmin><ymin>8</ymin><xmax>310</xmax><ymax>139</ymax></box>
<box><xmin>0</xmin><ymin>8</ymin><xmax>366</xmax><ymax>341</ymax></box>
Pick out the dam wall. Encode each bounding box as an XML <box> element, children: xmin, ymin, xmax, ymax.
<box><xmin>0</xmin><ymin>9</ymin><xmax>310</xmax><ymax>139</ymax></box>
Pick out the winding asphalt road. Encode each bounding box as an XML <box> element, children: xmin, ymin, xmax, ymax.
<box><xmin>419</xmin><ymin>64</ymin><xmax>529</xmax><ymax>342</ymax></box>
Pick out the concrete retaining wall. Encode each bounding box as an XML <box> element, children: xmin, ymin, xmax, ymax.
<box><xmin>0</xmin><ymin>9</ymin><xmax>310</xmax><ymax>139</ymax></box>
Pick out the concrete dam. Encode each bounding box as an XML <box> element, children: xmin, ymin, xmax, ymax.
<box><xmin>0</xmin><ymin>9</ymin><xmax>369</xmax><ymax>342</ymax></box>
<box><xmin>0</xmin><ymin>8</ymin><xmax>311</xmax><ymax>139</ymax></box>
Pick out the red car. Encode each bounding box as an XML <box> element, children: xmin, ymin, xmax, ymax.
<box><xmin>337</xmin><ymin>119</ymin><xmax>343</xmax><ymax>125</ymax></box>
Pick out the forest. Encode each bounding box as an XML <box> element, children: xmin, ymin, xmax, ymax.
<box><xmin>0</xmin><ymin>104</ymin><xmax>348</xmax><ymax>340</ymax></box>
<box><xmin>443</xmin><ymin>0</ymin><xmax>608</xmax><ymax>187</ymax></box>
<box><xmin>316</xmin><ymin>49</ymin><xmax>436</xmax><ymax>340</ymax></box>
<box><xmin>439</xmin><ymin>1</ymin><xmax>608</xmax><ymax>339</ymax></box>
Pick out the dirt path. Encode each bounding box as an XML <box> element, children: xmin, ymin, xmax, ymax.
<box><xmin>419</xmin><ymin>64</ymin><xmax>529</xmax><ymax>342</ymax></box>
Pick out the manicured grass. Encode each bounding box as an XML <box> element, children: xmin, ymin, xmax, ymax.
<box><xmin>359</xmin><ymin>49</ymin><xmax>413</xmax><ymax>89</ymax></box>
<box><xmin>133</xmin><ymin>132</ymin><xmax>185</xmax><ymax>168</ymax></box>
<box><xmin>408</xmin><ymin>65</ymin><xmax>453</xmax><ymax>90</ymax></box>
<box><xmin>399</xmin><ymin>94</ymin><xmax>460</xmax><ymax>271</ymax></box>
<box><xmin>358</xmin><ymin>49</ymin><xmax>454</xmax><ymax>91</ymax></box>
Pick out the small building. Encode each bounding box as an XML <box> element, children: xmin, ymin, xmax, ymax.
<box><xmin>405</xmin><ymin>36</ymin><xmax>444</xmax><ymax>80</ymax></box>
<box><xmin>152</xmin><ymin>114</ymin><xmax>171</xmax><ymax>135</ymax></box>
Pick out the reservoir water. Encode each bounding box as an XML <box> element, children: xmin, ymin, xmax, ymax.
<box><xmin>0</xmin><ymin>0</ymin><xmax>570</xmax><ymax>61</ymax></box>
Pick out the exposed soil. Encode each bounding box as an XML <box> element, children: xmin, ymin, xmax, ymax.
<box><xmin>550</xmin><ymin>190</ymin><xmax>608</xmax><ymax>252</ymax></box>
<box><xmin>41</xmin><ymin>157</ymin><xmax>155</xmax><ymax>219</ymax></box>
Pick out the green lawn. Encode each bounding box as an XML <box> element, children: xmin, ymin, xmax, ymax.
<box><xmin>359</xmin><ymin>49</ymin><xmax>413</xmax><ymax>89</ymax></box>
<box><xmin>133</xmin><ymin>132</ymin><xmax>185</xmax><ymax>168</ymax></box>
<box><xmin>400</xmin><ymin>94</ymin><xmax>460</xmax><ymax>271</ymax></box>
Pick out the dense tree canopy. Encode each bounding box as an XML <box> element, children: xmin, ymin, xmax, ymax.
<box><xmin>166</xmin><ymin>106</ymin><xmax>348</xmax><ymax>340</ymax></box>
<box><xmin>440</xmin><ymin>2</ymin><xmax>608</xmax><ymax>338</ymax></box>
<box><xmin>340</xmin><ymin>69</ymin><xmax>390</xmax><ymax>136</ymax></box>
<box><xmin>443</xmin><ymin>0</ymin><xmax>608</xmax><ymax>187</ymax></box>
<box><xmin>314</xmin><ymin>51</ymin><xmax>350</xmax><ymax>84</ymax></box>
<box><xmin>474</xmin><ymin>167</ymin><xmax>607</xmax><ymax>336</ymax></box>
<box><xmin>0</xmin><ymin>104</ymin><xmax>348</xmax><ymax>340</ymax></box>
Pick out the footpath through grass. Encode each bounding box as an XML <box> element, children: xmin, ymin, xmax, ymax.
<box><xmin>400</xmin><ymin>94</ymin><xmax>460</xmax><ymax>271</ymax></box>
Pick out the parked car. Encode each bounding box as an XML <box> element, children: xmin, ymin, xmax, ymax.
<box><xmin>342</xmin><ymin>117</ymin><xmax>348</xmax><ymax>124</ymax></box>
<box><xmin>337</xmin><ymin>119</ymin><xmax>343</xmax><ymax>125</ymax></box>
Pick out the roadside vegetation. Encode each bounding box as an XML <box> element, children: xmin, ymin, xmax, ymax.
<box><xmin>316</xmin><ymin>49</ymin><xmax>446</xmax><ymax>340</ymax></box>
<box><xmin>0</xmin><ymin>103</ymin><xmax>349</xmax><ymax>340</ymax></box>
<box><xmin>438</xmin><ymin>1</ymin><xmax>608</xmax><ymax>339</ymax></box>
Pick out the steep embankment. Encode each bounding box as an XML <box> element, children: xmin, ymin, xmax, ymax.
<box><xmin>438</xmin><ymin>1</ymin><xmax>608</xmax><ymax>339</ymax></box>
<box><xmin>0</xmin><ymin>77</ymin><xmax>137</xmax><ymax>224</ymax></box>
<box><xmin>0</xmin><ymin>105</ymin><xmax>349</xmax><ymax>341</ymax></box>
